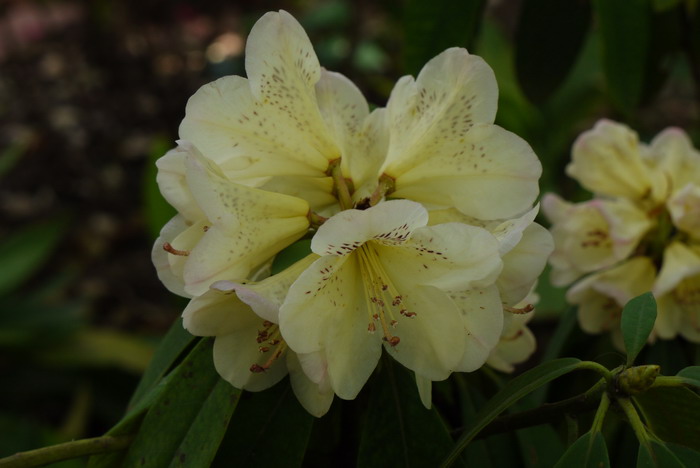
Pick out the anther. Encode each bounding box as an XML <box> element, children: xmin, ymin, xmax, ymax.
<box><xmin>250</xmin><ymin>364</ymin><xmax>265</xmax><ymax>373</ymax></box>
<box><xmin>163</xmin><ymin>242</ymin><xmax>190</xmax><ymax>256</ymax></box>
<box><xmin>504</xmin><ymin>304</ymin><xmax>535</xmax><ymax>314</ymax></box>
<box><xmin>259</xmin><ymin>346</ymin><xmax>270</xmax><ymax>353</ymax></box>
<box><xmin>368</xmin><ymin>323</ymin><xmax>376</xmax><ymax>333</ymax></box>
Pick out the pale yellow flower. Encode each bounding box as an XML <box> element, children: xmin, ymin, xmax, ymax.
<box><xmin>182</xmin><ymin>254</ymin><xmax>334</xmax><ymax>417</ymax></box>
<box><xmin>487</xmin><ymin>291</ymin><xmax>538</xmax><ymax>373</ymax></box>
<box><xmin>152</xmin><ymin>142</ymin><xmax>310</xmax><ymax>297</ymax></box>
<box><xmin>278</xmin><ymin>200</ymin><xmax>504</xmax><ymax>399</ymax></box>
<box><xmin>546</xmin><ymin>121</ymin><xmax>700</xmax><ymax>343</ymax></box>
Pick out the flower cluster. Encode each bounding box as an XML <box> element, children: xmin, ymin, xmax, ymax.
<box><xmin>544</xmin><ymin>120</ymin><xmax>700</xmax><ymax>346</ymax></box>
<box><xmin>152</xmin><ymin>10</ymin><xmax>551</xmax><ymax>416</ymax></box>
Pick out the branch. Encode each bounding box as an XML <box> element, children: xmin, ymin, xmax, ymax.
<box><xmin>0</xmin><ymin>435</ymin><xmax>133</xmax><ymax>468</ymax></box>
<box><xmin>456</xmin><ymin>380</ymin><xmax>606</xmax><ymax>440</ymax></box>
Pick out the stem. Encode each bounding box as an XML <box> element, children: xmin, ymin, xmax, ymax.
<box><xmin>307</xmin><ymin>211</ymin><xmax>328</xmax><ymax>229</ymax></box>
<box><xmin>650</xmin><ymin>376</ymin><xmax>687</xmax><ymax>388</ymax></box>
<box><xmin>328</xmin><ymin>159</ymin><xmax>353</xmax><ymax>210</ymax></box>
<box><xmin>0</xmin><ymin>435</ymin><xmax>133</xmax><ymax>468</ymax></box>
<box><xmin>590</xmin><ymin>392</ymin><xmax>610</xmax><ymax>433</ymax></box>
<box><xmin>577</xmin><ymin>361</ymin><xmax>614</xmax><ymax>386</ymax></box>
<box><xmin>369</xmin><ymin>174</ymin><xmax>395</xmax><ymax>207</ymax></box>
<box><xmin>618</xmin><ymin>397</ymin><xmax>652</xmax><ymax>451</ymax></box>
<box><xmin>463</xmin><ymin>379</ymin><xmax>606</xmax><ymax>440</ymax></box>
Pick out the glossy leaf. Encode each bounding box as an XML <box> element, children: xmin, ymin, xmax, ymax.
<box><xmin>665</xmin><ymin>443</ymin><xmax>700</xmax><ymax>466</ymax></box>
<box><xmin>358</xmin><ymin>357</ymin><xmax>462</xmax><ymax>468</ymax></box>
<box><xmin>0</xmin><ymin>216</ymin><xmax>69</xmax><ymax>296</ymax></box>
<box><xmin>676</xmin><ymin>366</ymin><xmax>700</xmax><ymax>388</ymax></box>
<box><xmin>621</xmin><ymin>292</ymin><xmax>657</xmax><ymax>366</ymax></box>
<box><xmin>594</xmin><ymin>0</ymin><xmax>651</xmax><ymax>113</ymax></box>
<box><xmin>127</xmin><ymin>318</ymin><xmax>196</xmax><ymax>409</ymax></box>
<box><xmin>637</xmin><ymin>440</ymin><xmax>685</xmax><ymax>467</ymax></box>
<box><xmin>554</xmin><ymin>431</ymin><xmax>610</xmax><ymax>468</ymax></box>
<box><xmin>212</xmin><ymin>380</ymin><xmax>313</xmax><ymax>468</ymax></box>
<box><xmin>634</xmin><ymin>387</ymin><xmax>700</xmax><ymax>452</ymax></box>
<box><xmin>517</xmin><ymin>424</ymin><xmax>565</xmax><ymax>468</ymax></box>
<box><xmin>402</xmin><ymin>0</ymin><xmax>486</xmax><ymax>76</ymax></box>
<box><xmin>442</xmin><ymin>358</ymin><xmax>583</xmax><ymax>467</ymax></box>
<box><xmin>515</xmin><ymin>0</ymin><xmax>592</xmax><ymax>104</ymax></box>
<box><xmin>122</xmin><ymin>338</ymin><xmax>240</xmax><ymax>467</ymax></box>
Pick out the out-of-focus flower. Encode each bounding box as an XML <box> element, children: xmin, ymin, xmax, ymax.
<box><xmin>544</xmin><ymin>120</ymin><xmax>700</xmax><ymax>343</ymax></box>
<box><xmin>279</xmin><ymin>200</ymin><xmax>504</xmax><ymax>400</ymax></box>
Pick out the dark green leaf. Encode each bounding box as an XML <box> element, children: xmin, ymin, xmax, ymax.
<box><xmin>358</xmin><ymin>357</ymin><xmax>463</xmax><ymax>468</ymax></box>
<box><xmin>634</xmin><ymin>386</ymin><xmax>700</xmax><ymax>452</ymax></box>
<box><xmin>637</xmin><ymin>440</ymin><xmax>685</xmax><ymax>467</ymax></box>
<box><xmin>515</xmin><ymin>0</ymin><xmax>592</xmax><ymax>103</ymax></box>
<box><xmin>517</xmin><ymin>425</ymin><xmax>565</xmax><ymax>468</ymax></box>
<box><xmin>442</xmin><ymin>358</ymin><xmax>583</xmax><ymax>467</ymax></box>
<box><xmin>403</xmin><ymin>0</ymin><xmax>486</xmax><ymax>76</ymax></box>
<box><xmin>665</xmin><ymin>442</ymin><xmax>700</xmax><ymax>466</ymax></box>
<box><xmin>0</xmin><ymin>216</ymin><xmax>69</xmax><ymax>295</ymax></box>
<box><xmin>677</xmin><ymin>366</ymin><xmax>700</xmax><ymax>388</ymax></box>
<box><xmin>271</xmin><ymin>239</ymin><xmax>312</xmax><ymax>275</ymax></box>
<box><xmin>212</xmin><ymin>380</ymin><xmax>314</xmax><ymax>468</ymax></box>
<box><xmin>621</xmin><ymin>292</ymin><xmax>657</xmax><ymax>366</ymax></box>
<box><xmin>122</xmin><ymin>338</ymin><xmax>238</xmax><ymax>467</ymax></box>
<box><xmin>554</xmin><ymin>431</ymin><xmax>610</xmax><ymax>468</ymax></box>
<box><xmin>530</xmin><ymin>307</ymin><xmax>578</xmax><ymax>405</ymax></box>
<box><xmin>127</xmin><ymin>318</ymin><xmax>196</xmax><ymax>409</ymax></box>
<box><xmin>594</xmin><ymin>0</ymin><xmax>651</xmax><ymax>113</ymax></box>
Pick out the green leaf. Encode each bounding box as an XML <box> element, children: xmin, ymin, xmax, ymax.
<box><xmin>515</xmin><ymin>0</ymin><xmax>592</xmax><ymax>104</ymax></box>
<box><xmin>271</xmin><ymin>239</ymin><xmax>311</xmax><ymax>275</ymax></box>
<box><xmin>358</xmin><ymin>357</ymin><xmax>463</xmax><ymax>468</ymax></box>
<box><xmin>212</xmin><ymin>380</ymin><xmax>314</xmax><ymax>468</ymax></box>
<box><xmin>634</xmin><ymin>386</ymin><xmax>700</xmax><ymax>452</ymax></box>
<box><xmin>0</xmin><ymin>216</ymin><xmax>69</xmax><ymax>295</ymax></box>
<box><xmin>121</xmin><ymin>339</ymin><xmax>240</xmax><ymax>467</ymax></box>
<box><xmin>677</xmin><ymin>366</ymin><xmax>700</xmax><ymax>388</ymax></box>
<box><xmin>442</xmin><ymin>358</ymin><xmax>583</xmax><ymax>467</ymax></box>
<box><xmin>594</xmin><ymin>0</ymin><xmax>652</xmax><ymax>113</ymax></box>
<box><xmin>637</xmin><ymin>440</ymin><xmax>685</xmax><ymax>467</ymax></box>
<box><xmin>402</xmin><ymin>0</ymin><xmax>486</xmax><ymax>76</ymax></box>
<box><xmin>517</xmin><ymin>425</ymin><xmax>565</xmax><ymax>468</ymax></box>
<box><xmin>554</xmin><ymin>431</ymin><xmax>610</xmax><ymax>468</ymax></box>
<box><xmin>665</xmin><ymin>442</ymin><xmax>700</xmax><ymax>466</ymax></box>
<box><xmin>127</xmin><ymin>318</ymin><xmax>196</xmax><ymax>409</ymax></box>
<box><xmin>621</xmin><ymin>292</ymin><xmax>657</xmax><ymax>366</ymax></box>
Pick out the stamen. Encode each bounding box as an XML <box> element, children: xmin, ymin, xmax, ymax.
<box><xmin>504</xmin><ymin>304</ymin><xmax>535</xmax><ymax>314</ymax></box>
<box><xmin>163</xmin><ymin>242</ymin><xmax>190</xmax><ymax>256</ymax></box>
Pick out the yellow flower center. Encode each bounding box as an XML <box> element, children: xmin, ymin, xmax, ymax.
<box><xmin>355</xmin><ymin>243</ymin><xmax>416</xmax><ymax>347</ymax></box>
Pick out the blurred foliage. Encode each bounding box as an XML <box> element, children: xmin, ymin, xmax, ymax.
<box><xmin>2</xmin><ymin>0</ymin><xmax>700</xmax><ymax>466</ymax></box>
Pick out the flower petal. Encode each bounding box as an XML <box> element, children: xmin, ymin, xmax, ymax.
<box><xmin>181</xmin><ymin>153</ymin><xmax>310</xmax><ymax>294</ymax></box>
<box><xmin>415</xmin><ymin>374</ymin><xmax>432</xmax><ymax>409</ymax></box>
<box><xmin>654</xmin><ymin>242</ymin><xmax>700</xmax><ymax>297</ymax></box>
<box><xmin>648</xmin><ymin>127</ymin><xmax>700</xmax><ymax>194</ymax></box>
<box><xmin>310</xmin><ymin>199</ymin><xmax>428</xmax><ymax>256</ymax></box>
<box><xmin>378</xmin><ymin>222</ymin><xmax>502</xmax><ymax>292</ymax></box>
<box><xmin>213</xmin><ymin>331</ymin><xmax>288</xmax><ymax>392</ymax></box>
<box><xmin>497</xmin><ymin>223</ymin><xmax>553</xmax><ymax>306</ymax></box>
<box><xmin>383</xmin><ymin>284</ymin><xmax>465</xmax><ymax>380</ymax></box>
<box><xmin>388</xmin><ymin>124</ymin><xmax>541</xmax><ymax>220</ymax></box>
<box><xmin>152</xmin><ymin>215</ymin><xmax>193</xmax><ymax>298</ymax></box>
<box><xmin>182</xmin><ymin>287</ymin><xmax>248</xmax><ymax>337</ymax></box>
<box><xmin>566</xmin><ymin>119</ymin><xmax>666</xmax><ymax>202</ymax></box>
<box><xmin>155</xmin><ymin>144</ymin><xmax>204</xmax><ymax>222</ymax></box>
<box><xmin>287</xmin><ymin>352</ymin><xmax>334</xmax><ymax>417</ymax></box>
<box><xmin>667</xmin><ymin>184</ymin><xmax>700</xmax><ymax>240</ymax></box>
<box><xmin>280</xmin><ymin>254</ymin><xmax>382</xmax><ymax>399</ymax></box>
<box><xmin>382</xmin><ymin>48</ymin><xmax>497</xmax><ymax>176</ymax></box>
<box><xmin>450</xmin><ymin>285</ymin><xmax>504</xmax><ymax>372</ymax></box>
<box><xmin>212</xmin><ymin>253</ymin><xmax>318</xmax><ymax>323</ymax></box>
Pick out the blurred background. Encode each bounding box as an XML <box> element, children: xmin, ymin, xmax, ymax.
<box><xmin>1</xmin><ymin>0</ymin><xmax>697</xmax><ymax>461</ymax></box>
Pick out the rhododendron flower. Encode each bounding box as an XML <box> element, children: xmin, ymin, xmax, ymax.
<box><xmin>545</xmin><ymin>120</ymin><xmax>700</xmax><ymax>343</ymax></box>
<box><xmin>152</xmin><ymin>142</ymin><xmax>310</xmax><ymax>297</ymax></box>
<box><xmin>279</xmin><ymin>200</ymin><xmax>504</xmax><ymax>399</ymax></box>
<box><xmin>182</xmin><ymin>254</ymin><xmax>334</xmax><ymax>417</ymax></box>
<box><xmin>151</xmin><ymin>8</ymin><xmax>552</xmax><ymax>414</ymax></box>
<box><xmin>487</xmin><ymin>290</ymin><xmax>539</xmax><ymax>373</ymax></box>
